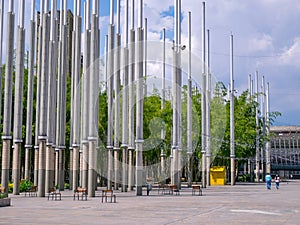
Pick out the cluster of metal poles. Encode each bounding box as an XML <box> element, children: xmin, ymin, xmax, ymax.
<box><xmin>0</xmin><ymin>0</ymin><xmax>273</xmax><ymax>197</ymax></box>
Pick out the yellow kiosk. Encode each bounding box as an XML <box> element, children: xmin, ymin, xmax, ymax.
<box><xmin>210</xmin><ymin>166</ymin><xmax>226</xmax><ymax>185</ymax></box>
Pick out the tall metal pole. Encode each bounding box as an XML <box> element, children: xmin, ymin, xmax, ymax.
<box><xmin>113</xmin><ymin>0</ymin><xmax>121</xmax><ymax>191</ymax></box>
<box><xmin>81</xmin><ymin>0</ymin><xmax>91</xmax><ymax>189</ymax></box>
<box><xmin>72</xmin><ymin>0</ymin><xmax>82</xmax><ymax>192</ymax></box>
<box><xmin>1</xmin><ymin>0</ymin><xmax>14</xmax><ymax>194</ymax></box>
<box><xmin>25</xmin><ymin>0</ymin><xmax>36</xmax><ymax>181</ymax></box>
<box><xmin>201</xmin><ymin>1</ymin><xmax>207</xmax><ymax>188</ymax></box>
<box><xmin>38</xmin><ymin>0</ymin><xmax>50</xmax><ymax>197</ymax></box>
<box><xmin>56</xmin><ymin>0</ymin><xmax>68</xmax><ymax>190</ymax></box>
<box><xmin>177</xmin><ymin>0</ymin><xmax>182</xmax><ymax>189</ymax></box>
<box><xmin>34</xmin><ymin>0</ymin><xmax>45</xmax><ymax>187</ymax></box>
<box><xmin>12</xmin><ymin>0</ymin><xmax>26</xmax><ymax>195</ymax></box>
<box><xmin>136</xmin><ymin>0</ymin><xmax>144</xmax><ymax>196</ymax></box>
<box><xmin>187</xmin><ymin>12</ymin><xmax>193</xmax><ymax>186</ymax></box>
<box><xmin>69</xmin><ymin>0</ymin><xmax>78</xmax><ymax>191</ymax></box>
<box><xmin>121</xmin><ymin>0</ymin><xmax>129</xmax><ymax>192</ymax></box>
<box><xmin>88</xmin><ymin>0</ymin><xmax>99</xmax><ymax>196</ymax></box>
<box><xmin>45</xmin><ymin>0</ymin><xmax>57</xmax><ymax>193</ymax></box>
<box><xmin>206</xmin><ymin>29</ymin><xmax>211</xmax><ymax>186</ymax></box>
<box><xmin>230</xmin><ymin>33</ymin><xmax>235</xmax><ymax>186</ymax></box>
<box><xmin>266</xmin><ymin>82</ymin><xmax>271</xmax><ymax>174</ymax></box>
<box><xmin>255</xmin><ymin>71</ymin><xmax>260</xmax><ymax>182</ymax></box>
<box><xmin>0</xmin><ymin>0</ymin><xmax>4</xmax><ymax>123</ymax></box>
<box><xmin>161</xmin><ymin>27</ymin><xmax>166</xmax><ymax>181</ymax></box>
<box><xmin>128</xmin><ymin>0</ymin><xmax>135</xmax><ymax>191</ymax></box>
<box><xmin>144</xmin><ymin>18</ymin><xmax>147</xmax><ymax>96</ymax></box>
<box><xmin>107</xmin><ymin>0</ymin><xmax>115</xmax><ymax>190</ymax></box>
<box><xmin>261</xmin><ymin>76</ymin><xmax>266</xmax><ymax>178</ymax></box>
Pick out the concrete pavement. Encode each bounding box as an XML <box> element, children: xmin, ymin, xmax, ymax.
<box><xmin>1</xmin><ymin>180</ymin><xmax>299</xmax><ymax>225</ymax></box>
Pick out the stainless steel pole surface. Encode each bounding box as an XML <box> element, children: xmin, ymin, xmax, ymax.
<box><xmin>72</xmin><ymin>4</ymin><xmax>82</xmax><ymax>191</ymax></box>
<box><xmin>201</xmin><ymin>1</ymin><xmax>207</xmax><ymax>188</ymax></box>
<box><xmin>255</xmin><ymin>71</ymin><xmax>260</xmax><ymax>182</ymax></box>
<box><xmin>0</xmin><ymin>0</ymin><xmax>4</xmax><ymax>123</ymax></box>
<box><xmin>1</xmin><ymin>11</ymin><xmax>15</xmax><ymax>193</ymax></box>
<box><xmin>88</xmin><ymin>11</ymin><xmax>99</xmax><ymax>197</ymax></box>
<box><xmin>128</xmin><ymin>28</ymin><xmax>135</xmax><ymax>191</ymax></box>
<box><xmin>161</xmin><ymin>28</ymin><xmax>166</xmax><ymax>180</ymax></box>
<box><xmin>266</xmin><ymin>82</ymin><xmax>271</xmax><ymax>174</ymax></box>
<box><xmin>230</xmin><ymin>34</ymin><xmax>235</xmax><ymax>186</ymax></box>
<box><xmin>38</xmin><ymin>12</ymin><xmax>50</xmax><ymax>197</ymax></box>
<box><xmin>135</xmin><ymin>28</ymin><xmax>144</xmax><ymax>196</ymax></box>
<box><xmin>25</xmin><ymin>0</ymin><xmax>36</xmax><ymax>182</ymax></box>
<box><xmin>206</xmin><ymin>29</ymin><xmax>211</xmax><ymax>186</ymax></box>
<box><xmin>13</xmin><ymin>0</ymin><xmax>26</xmax><ymax>194</ymax></box>
<box><xmin>114</xmin><ymin>33</ymin><xmax>121</xmax><ymax>190</ymax></box>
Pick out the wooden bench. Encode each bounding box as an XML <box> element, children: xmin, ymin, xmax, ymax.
<box><xmin>101</xmin><ymin>190</ymin><xmax>116</xmax><ymax>203</ymax></box>
<box><xmin>169</xmin><ymin>185</ymin><xmax>180</xmax><ymax>195</ymax></box>
<box><xmin>192</xmin><ymin>185</ymin><xmax>202</xmax><ymax>196</ymax></box>
<box><xmin>25</xmin><ymin>185</ymin><xmax>37</xmax><ymax>197</ymax></box>
<box><xmin>158</xmin><ymin>184</ymin><xmax>169</xmax><ymax>195</ymax></box>
<box><xmin>47</xmin><ymin>188</ymin><xmax>61</xmax><ymax>200</ymax></box>
<box><xmin>73</xmin><ymin>187</ymin><xmax>87</xmax><ymax>200</ymax></box>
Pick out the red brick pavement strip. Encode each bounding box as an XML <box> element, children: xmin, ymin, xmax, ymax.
<box><xmin>1</xmin><ymin>181</ymin><xmax>299</xmax><ymax>225</ymax></box>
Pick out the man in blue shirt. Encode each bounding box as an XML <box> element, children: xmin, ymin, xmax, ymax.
<box><xmin>265</xmin><ymin>174</ymin><xmax>272</xmax><ymax>190</ymax></box>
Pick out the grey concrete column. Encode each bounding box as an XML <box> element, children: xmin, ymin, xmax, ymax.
<box><xmin>45</xmin><ymin>145</ymin><xmax>52</xmax><ymax>192</ymax></box>
<box><xmin>1</xmin><ymin>140</ymin><xmax>11</xmax><ymax>192</ymax></box>
<box><xmin>54</xmin><ymin>150</ymin><xmax>59</xmax><ymax>186</ymax></box>
<box><xmin>38</xmin><ymin>139</ymin><xmax>46</xmax><ymax>197</ymax></box>
<box><xmin>34</xmin><ymin>146</ymin><xmax>39</xmax><ymax>185</ymax></box>
<box><xmin>72</xmin><ymin>146</ymin><xmax>80</xmax><ymax>190</ymax></box>
<box><xmin>1</xmin><ymin>12</ymin><xmax>15</xmax><ymax>193</ymax></box>
<box><xmin>128</xmin><ymin>149</ymin><xmax>134</xmax><ymax>190</ymax></box>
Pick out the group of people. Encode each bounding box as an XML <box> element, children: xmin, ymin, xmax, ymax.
<box><xmin>265</xmin><ymin>174</ymin><xmax>280</xmax><ymax>190</ymax></box>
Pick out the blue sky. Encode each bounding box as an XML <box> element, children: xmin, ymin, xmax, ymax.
<box><xmin>2</xmin><ymin>0</ymin><xmax>300</xmax><ymax>126</ymax></box>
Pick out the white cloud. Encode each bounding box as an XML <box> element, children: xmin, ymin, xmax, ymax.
<box><xmin>279</xmin><ymin>37</ymin><xmax>300</xmax><ymax>68</ymax></box>
<box><xmin>247</xmin><ymin>34</ymin><xmax>274</xmax><ymax>53</ymax></box>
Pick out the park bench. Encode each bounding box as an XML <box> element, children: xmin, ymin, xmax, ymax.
<box><xmin>169</xmin><ymin>185</ymin><xmax>180</xmax><ymax>195</ymax></box>
<box><xmin>47</xmin><ymin>187</ymin><xmax>61</xmax><ymax>200</ymax></box>
<box><xmin>101</xmin><ymin>190</ymin><xmax>116</xmax><ymax>203</ymax></box>
<box><xmin>158</xmin><ymin>184</ymin><xmax>172</xmax><ymax>195</ymax></box>
<box><xmin>25</xmin><ymin>185</ymin><xmax>37</xmax><ymax>197</ymax></box>
<box><xmin>73</xmin><ymin>187</ymin><xmax>87</xmax><ymax>200</ymax></box>
<box><xmin>192</xmin><ymin>185</ymin><xmax>202</xmax><ymax>196</ymax></box>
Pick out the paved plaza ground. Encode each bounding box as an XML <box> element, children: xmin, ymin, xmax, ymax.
<box><xmin>1</xmin><ymin>180</ymin><xmax>299</xmax><ymax>225</ymax></box>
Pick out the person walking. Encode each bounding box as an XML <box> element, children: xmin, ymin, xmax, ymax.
<box><xmin>275</xmin><ymin>175</ymin><xmax>280</xmax><ymax>189</ymax></box>
<box><xmin>265</xmin><ymin>174</ymin><xmax>272</xmax><ymax>190</ymax></box>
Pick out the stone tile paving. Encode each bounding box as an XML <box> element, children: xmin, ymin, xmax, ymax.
<box><xmin>1</xmin><ymin>181</ymin><xmax>299</xmax><ymax>225</ymax></box>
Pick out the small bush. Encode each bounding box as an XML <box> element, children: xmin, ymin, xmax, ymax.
<box><xmin>8</xmin><ymin>183</ymin><xmax>13</xmax><ymax>193</ymax></box>
<box><xmin>20</xmin><ymin>179</ymin><xmax>33</xmax><ymax>192</ymax></box>
<box><xmin>0</xmin><ymin>192</ymin><xmax>8</xmax><ymax>199</ymax></box>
